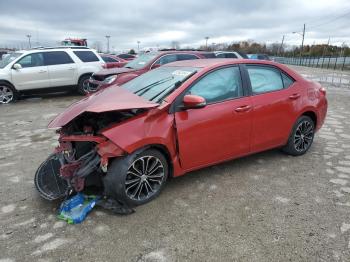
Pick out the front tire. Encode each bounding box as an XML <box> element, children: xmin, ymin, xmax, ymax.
<box><xmin>282</xmin><ymin>115</ymin><xmax>315</xmax><ymax>156</ymax></box>
<box><xmin>0</xmin><ymin>82</ymin><xmax>17</xmax><ymax>104</ymax></box>
<box><xmin>77</xmin><ymin>75</ymin><xmax>91</xmax><ymax>95</ymax></box>
<box><xmin>103</xmin><ymin>149</ymin><xmax>168</xmax><ymax>207</ymax></box>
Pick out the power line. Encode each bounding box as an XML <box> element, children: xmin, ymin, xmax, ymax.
<box><xmin>308</xmin><ymin>9</ymin><xmax>350</xmax><ymax>30</ymax></box>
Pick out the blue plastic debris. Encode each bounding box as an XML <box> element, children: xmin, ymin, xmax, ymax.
<box><xmin>58</xmin><ymin>193</ymin><xmax>100</xmax><ymax>224</ymax></box>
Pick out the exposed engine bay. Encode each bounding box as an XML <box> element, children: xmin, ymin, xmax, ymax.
<box><xmin>34</xmin><ymin>109</ymin><xmax>145</xmax><ymax>202</ymax></box>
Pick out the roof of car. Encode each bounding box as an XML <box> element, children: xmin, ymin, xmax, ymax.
<box><xmin>163</xmin><ymin>58</ymin><xmax>272</xmax><ymax>68</ymax></box>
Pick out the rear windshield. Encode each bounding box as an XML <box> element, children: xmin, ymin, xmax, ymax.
<box><xmin>122</xmin><ymin>66</ymin><xmax>198</xmax><ymax>103</ymax></box>
<box><xmin>201</xmin><ymin>52</ymin><xmax>216</xmax><ymax>58</ymax></box>
<box><xmin>73</xmin><ymin>51</ymin><xmax>99</xmax><ymax>62</ymax></box>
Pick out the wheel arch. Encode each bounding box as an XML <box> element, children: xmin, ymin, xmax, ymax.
<box><xmin>300</xmin><ymin>110</ymin><xmax>317</xmax><ymax>127</ymax></box>
<box><xmin>78</xmin><ymin>73</ymin><xmax>93</xmax><ymax>83</ymax></box>
<box><xmin>0</xmin><ymin>80</ymin><xmax>17</xmax><ymax>91</ymax></box>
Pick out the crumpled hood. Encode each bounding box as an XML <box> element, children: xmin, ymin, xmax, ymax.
<box><xmin>94</xmin><ymin>67</ymin><xmax>135</xmax><ymax>76</ymax></box>
<box><xmin>48</xmin><ymin>87</ymin><xmax>158</xmax><ymax>128</ymax></box>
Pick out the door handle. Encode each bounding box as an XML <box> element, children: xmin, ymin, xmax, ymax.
<box><xmin>235</xmin><ymin>105</ymin><xmax>251</xmax><ymax>113</ymax></box>
<box><xmin>289</xmin><ymin>93</ymin><xmax>300</xmax><ymax>100</ymax></box>
<box><xmin>38</xmin><ymin>70</ymin><xmax>47</xmax><ymax>73</ymax></box>
<box><xmin>68</xmin><ymin>67</ymin><xmax>75</xmax><ymax>70</ymax></box>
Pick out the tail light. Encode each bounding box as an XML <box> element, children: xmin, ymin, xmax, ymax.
<box><xmin>102</xmin><ymin>63</ymin><xmax>107</xmax><ymax>69</ymax></box>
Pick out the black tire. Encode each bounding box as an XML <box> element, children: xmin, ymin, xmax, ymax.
<box><xmin>103</xmin><ymin>148</ymin><xmax>169</xmax><ymax>207</ymax></box>
<box><xmin>282</xmin><ymin>115</ymin><xmax>315</xmax><ymax>156</ymax></box>
<box><xmin>0</xmin><ymin>82</ymin><xmax>18</xmax><ymax>104</ymax></box>
<box><xmin>77</xmin><ymin>74</ymin><xmax>91</xmax><ymax>95</ymax></box>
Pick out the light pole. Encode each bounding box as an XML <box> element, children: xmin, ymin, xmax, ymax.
<box><xmin>26</xmin><ymin>34</ymin><xmax>32</xmax><ymax>49</ymax></box>
<box><xmin>205</xmin><ymin>36</ymin><xmax>209</xmax><ymax>50</ymax></box>
<box><xmin>105</xmin><ymin>35</ymin><xmax>111</xmax><ymax>53</ymax></box>
<box><xmin>137</xmin><ymin>41</ymin><xmax>140</xmax><ymax>53</ymax></box>
<box><xmin>277</xmin><ymin>35</ymin><xmax>285</xmax><ymax>56</ymax></box>
<box><xmin>293</xmin><ymin>23</ymin><xmax>306</xmax><ymax>65</ymax></box>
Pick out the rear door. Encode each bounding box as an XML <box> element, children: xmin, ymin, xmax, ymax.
<box><xmin>11</xmin><ymin>52</ymin><xmax>50</xmax><ymax>90</ymax></box>
<box><xmin>174</xmin><ymin>66</ymin><xmax>252</xmax><ymax>170</ymax></box>
<box><xmin>244</xmin><ymin>64</ymin><xmax>299</xmax><ymax>152</ymax></box>
<box><xmin>44</xmin><ymin>51</ymin><xmax>77</xmax><ymax>87</ymax></box>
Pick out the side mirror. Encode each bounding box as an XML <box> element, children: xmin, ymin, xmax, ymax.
<box><xmin>13</xmin><ymin>63</ymin><xmax>22</xmax><ymax>70</ymax></box>
<box><xmin>182</xmin><ymin>94</ymin><xmax>206</xmax><ymax>109</ymax></box>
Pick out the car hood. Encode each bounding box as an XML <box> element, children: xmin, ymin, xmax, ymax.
<box><xmin>48</xmin><ymin>87</ymin><xmax>158</xmax><ymax>128</ymax></box>
<box><xmin>94</xmin><ymin>67</ymin><xmax>136</xmax><ymax>76</ymax></box>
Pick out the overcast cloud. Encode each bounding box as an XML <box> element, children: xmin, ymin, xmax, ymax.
<box><xmin>0</xmin><ymin>0</ymin><xmax>349</xmax><ymax>51</ymax></box>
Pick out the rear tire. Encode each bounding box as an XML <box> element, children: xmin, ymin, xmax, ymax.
<box><xmin>0</xmin><ymin>82</ymin><xmax>18</xmax><ymax>104</ymax></box>
<box><xmin>77</xmin><ymin>75</ymin><xmax>91</xmax><ymax>95</ymax></box>
<box><xmin>103</xmin><ymin>149</ymin><xmax>168</xmax><ymax>207</ymax></box>
<box><xmin>282</xmin><ymin>115</ymin><xmax>315</xmax><ymax>156</ymax></box>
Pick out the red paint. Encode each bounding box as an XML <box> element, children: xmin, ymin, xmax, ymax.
<box><xmin>92</xmin><ymin>51</ymin><xmax>213</xmax><ymax>88</ymax></box>
<box><xmin>100</xmin><ymin>54</ymin><xmax>128</xmax><ymax>69</ymax></box>
<box><xmin>50</xmin><ymin>59</ymin><xmax>328</xmax><ymax>178</ymax></box>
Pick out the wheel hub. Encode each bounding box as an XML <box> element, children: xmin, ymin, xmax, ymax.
<box><xmin>0</xmin><ymin>85</ymin><xmax>14</xmax><ymax>104</ymax></box>
<box><xmin>125</xmin><ymin>156</ymin><xmax>165</xmax><ymax>201</ymax></box>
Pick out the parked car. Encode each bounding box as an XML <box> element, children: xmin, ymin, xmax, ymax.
<box><xmin>248</xmin><ymin>54</ymin><xmax>271</xmax><ymax>60</ymax></box>
<box><xmin>35</xmin><ymin>59</ymin><xmax>327</xmax><ymax>208</ymax></box>
<box><xmin>214</xmin><ymin>51</ymin><xmax>249</xmax><ymax>59</ymax></box>
<box><xmin>100</xmin><ymin>54</ymin><xmax>128</xmax><ymax>69</ymax></box>
<box><xmin>117</xmin><ymin>53</ymin><xmax>136</xmax><ymax>61</ymax></box>
<box><xmin>0</xmin><ymin>47</ymin><xmax>104</xmax><ymax>103</ymax></box>
<box><xmin>88</xmin><ymin>50</ymin><xmax>215</xmax><ymax>92</ymax></box>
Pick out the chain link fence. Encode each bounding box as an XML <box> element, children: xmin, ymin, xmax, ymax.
<box><xmin>274</xmin><ymin>55</ymin><xmax>350</xmax><ymax>71</ymax></box>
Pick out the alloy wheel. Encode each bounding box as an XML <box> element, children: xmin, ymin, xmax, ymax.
<box><xmin>294</xmin><ymin>120</ymin><xmax>314</xmax><ymax>152</ymax></box>
<box><xmin>82</xmin><ymin>79</ymin><xmax>91</xmax><ymax>94</ymax></box>
<box><xmin>125</xmin><ymin>156</ymin><xmax>165</xmax><ymax>201</ymax></box>
<box><xmin>0</xmin><ymin>85</ymin><xmax>14</xmax><ymax>104</ymax></box>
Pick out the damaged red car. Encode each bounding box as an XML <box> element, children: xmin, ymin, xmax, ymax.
<box><xmin>35</xmin><ymin>59</ymin><xmax>327</xmax><ymax>208</ymax></box>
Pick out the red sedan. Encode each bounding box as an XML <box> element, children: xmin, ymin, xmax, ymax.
<box><xmin>88</xmin><ymin>50</ymin><xmax>215</xmax><ymax>92</ymax></box>
<box><xmin>100</xmin><ymin>54</ymin><xmax>128</xmax><ymax>69</ymax></box>
<box><xmin>35</xmin><ymin>59</ymin><xmax>327</xmax><ymax>208</ymax></box>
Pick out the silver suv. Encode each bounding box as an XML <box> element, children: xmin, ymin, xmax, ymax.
<box><xmin>0</xmin><ymin>47</ymin><xmax>104</xmax><ymax>103</ymax></box>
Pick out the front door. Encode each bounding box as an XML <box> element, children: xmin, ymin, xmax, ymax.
<box><xmin>175</xmin><ymin>66</ymin><xmax>252</xmax><ymax>171</ymax></box>
<box><xmin>11</xmin><ymin>52</ymin><xmax>50</xmax><ymax>90</ymax></box>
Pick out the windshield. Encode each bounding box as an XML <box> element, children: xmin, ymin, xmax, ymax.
<box><xmin>0</xmin><ymin>53</ymin><xmax>22</xmax><ymax>69</ymax></box>
<box><xmin>122</xmin><ymin>66</ymin><xmax>198</xmax><ymax>103</ymax></box>
<box><xmin>124</xmin><ymin>53</ymin><xmax>158</xmax><ymax>70</ymax></box>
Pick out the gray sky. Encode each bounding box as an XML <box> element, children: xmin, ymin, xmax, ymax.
<box><xmin>0</xmin><ymin>0</ymin><xmax>349</xmax><ymax>51</ymax></box>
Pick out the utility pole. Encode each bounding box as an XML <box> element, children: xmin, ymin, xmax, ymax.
<box><xmin>26</xmin><ymin>34</ymin><xmax>32</xmax><ymax>49</ymax></box>
<box><xmin>137</xmin><ymin>41</ymin><xmax>140</xmax><ymax>53</ymax></box>
<box><xmin>105</xmin><ymin>35</ymin><xmax>111</xmax><ymax>53</ymax></box>
<box><xmin>205</xmin><ymin>36</ymin><xmax>209</xmax><ymax>50</ymax></box>
<box><xmin>293</xmin><ymin>23</ymin><xmax>306</xmax><ymax>65</ymax></box>
<box><xmin>300</xmin><ymin>23</ymin><xmax>306</xmax><ymax>64</ymax></box>
<box><xmin>277</xmin><ymin>35</ymin><xmax>285</xmax><ymax>56</ymax></box>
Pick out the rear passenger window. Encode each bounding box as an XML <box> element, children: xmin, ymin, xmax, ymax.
<box><xmin>44</xmin><ymin>51</ymin><xmax>74</xmax><ymax>65</ymax></box>
<box><xmin>282</xmin><ymin>73</ymin><xmax>294</xmax><ymax>88</ymax></box>
<box><xmin>73</xmin><ymin>51</ymin><xmax>99</xmax><ymax>62</ymax></box>
<box><xmin>247</xmin><ymin>66</ymin><xmax>284</xmax><ymax>94</ymax></box>
<box><xmin>177</xmin><ymin>54</ymin><xmax>198</xmax><ymax>61</ymax></box>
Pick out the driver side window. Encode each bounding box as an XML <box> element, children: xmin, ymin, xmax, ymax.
<box><xmin>186</xmin><ymin>66</ymin><xmax>243</xmax><ymax>104</ymax></box>
<box><xmin>17</xmin><ymin>53</ymin><xmax>44</xmax><ymax>68</ymax></box>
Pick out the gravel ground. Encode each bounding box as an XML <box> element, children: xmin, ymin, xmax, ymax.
<box><xmin>0</xmin><ymin>66</ymin><xmax>350</xmax><ymax>262</ymax></box>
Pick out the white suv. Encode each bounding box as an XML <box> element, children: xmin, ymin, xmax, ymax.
<box><xmin>0</xmin><ymin>47</ymin><xmax>104</xmax><ymax>103</ymax></box>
